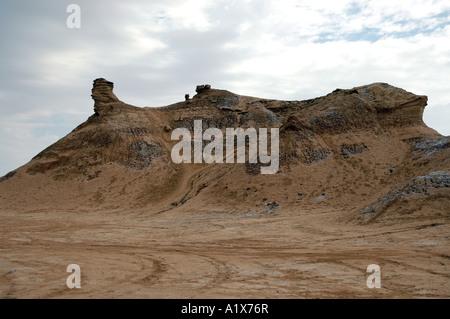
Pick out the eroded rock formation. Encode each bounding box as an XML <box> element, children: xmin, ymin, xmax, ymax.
<box><xmin>92</xmin><ymin>78</ymin><xmax>120</xmax><ymax>115</ymax></box>
<box><xmin>0</xmin><ymin>79</ymin><xmax>448</xmax><ymax>224</ymax></box>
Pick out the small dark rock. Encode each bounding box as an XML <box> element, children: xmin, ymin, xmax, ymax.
<box><xmin>264</xmin><ymin>201</ymin><xmax>280</xmax><ymax>214</ymax></box>
<box><xmin>340</xmin><ymin>143</ymin><xmax>368</xmax><ymax>158</ymax></box>
<box><xmin>195</xmin><ymin>84</ymin><xmax>211</xmax><ymax>94</ymax></box>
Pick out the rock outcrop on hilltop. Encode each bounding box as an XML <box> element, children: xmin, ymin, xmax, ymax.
<box><xmin>0</xmin><ymin>78</ymin><xmax>448</xmax><ymax>223</ymax></box>
<box><xmin>92</xmin><ymin>78</ymin><xmax>120</xmax><ymax>115</ymax></box>
<box><xmin>195</xmin><ymin>84</ymin><xmax>211</xmax><ymax>94</ymax></box>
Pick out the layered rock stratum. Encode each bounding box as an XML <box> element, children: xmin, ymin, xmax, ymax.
<box><xmin>0</xmin><ymin>79</ymin><xmax>448</xmax><ymax>298</ymax></box>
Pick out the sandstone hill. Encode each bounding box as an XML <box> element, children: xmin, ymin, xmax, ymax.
<box><xmin>1</xmin><ymin>78</ymin><xmax>448</xmax><ymax>223</ymax></box>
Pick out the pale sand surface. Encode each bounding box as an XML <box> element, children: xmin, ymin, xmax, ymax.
<box><xmin>1</xmin><ymin>206</ymin><xmax>448</xmax><ymax>298</ymax></box>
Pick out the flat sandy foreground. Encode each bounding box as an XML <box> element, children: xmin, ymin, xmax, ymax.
<box><xmin>0</xmin><ymin>206</ymin><xmax>449</xmax><ymax>299</ymax></box>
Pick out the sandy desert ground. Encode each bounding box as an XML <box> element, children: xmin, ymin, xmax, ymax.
<box><xmin>1</xmin><ymin>204</ymin><xmax>449</xmax><ymax>298</ymax></box>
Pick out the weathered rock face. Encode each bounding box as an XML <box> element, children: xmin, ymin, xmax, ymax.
<box><xmin>0</xmin><ymin>79</ymin><xmax>448</xmax><ymax>223</ymax></box>
<box><xmin>355</xmin><ymin>82</ymin><xmax>428</xmax><ymax>128</ymax></box>
<box><xmin>92</xmin><ymin>78</ymin><xmax>119</xmax><ymax>115</ymax></box>
<box><xmin>414</xmin><ymin>136</ymin><xmax>450</xmax><ymax>157</ymax></box>
<box><xmin>360</xmin><ymin>171</ymin><xmax>450</xmax><ymax>223</ymax></box>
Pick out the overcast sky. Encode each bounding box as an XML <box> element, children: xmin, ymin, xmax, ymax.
<box><xmin>0</xmin><ymin>0</ymin><xmax>449</xmax><ymax>176</ymax></box>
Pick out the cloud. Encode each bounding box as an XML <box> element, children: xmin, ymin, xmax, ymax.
<box><xmin>0</xmin><ymin>0</ymin><xmax>449</xmax><ymax>176</ymax></box>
